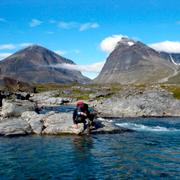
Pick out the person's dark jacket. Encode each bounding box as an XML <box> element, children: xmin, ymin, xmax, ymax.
<box><xmin>73</xmin><ymin>104</ymin><xmax>90</xmax><ymax>124</ymax></box>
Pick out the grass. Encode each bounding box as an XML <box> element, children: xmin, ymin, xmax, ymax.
<box><xmin>35</xmin><ymin>83</ymin><xmax>122</xmax><ymax>100</ymax></box>
<box><xmin>161</xmin><ymin>84</ymin><xmax>180</xmax><ymax>99</ymax></box>
<box><xmin>70</xmin><ymin>89</ymin><xmax>91</xmax><ymax>100</ymax></box>
<box><xmin>36</xmin><ymin>83</ymin><xmax>73</xmax><ymax>92</ymax></box>
<box><xmin>35</xmin><ymin>82</ymin><xmax>180</xmax><ymax>100</ymax></box>
<box><xmin>36</xmin><ymin>83</ymin><xmax>94</xmax><ymax>100</ymax></box>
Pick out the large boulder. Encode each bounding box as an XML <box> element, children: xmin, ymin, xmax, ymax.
<box><xmin>0</xmin><ymin>118</ymin><xmax>32</xmax><ymax>136</ymax></box>
<box><xmin>1</xmin><ymin>77</ymin><xmax>36</xmax><ymax>93</ymax></box>
<box><xmin>1</xmin><ymin>99</ymin><xmax>37</xmax><ymax>118</ymax></box>
<box><xmin>91</xmin><ymin>118</ymin><xmax>133</xmax><ymax>134</ymax></box>
<box><xmin>89</xmin><ymin>91</ymin><xmax>112</xmax><ymax>100</ymax></box>
<box><xmin>30</xmin><ymin>91</ymin><xmax>72</xmax><ymax>106</ymax></box>
<box><xmin>42</xmin><ymin>112</ymin><xmax>84</xmax><ymax>135</ymax></box>
<box><xmin>95</xmin><ymin>90</ymin><xmax>180</xmax><ymax>117</ymax></box>
<box><xmin>21</xmin><ymin>111</ymin><xmax>45</xmax><ymax>134</ymax></box>
<box><xmin>0</xmin><ymin>110</ymin><xmax>131</xmax><ymax>136</ymax></box>
<box><xmin>15</xmin><ymin>92</ymin><xmax>31</xmax><ymax>100</ymax></box>
<box><xmin>42</xmin><ymin>112</ymin><xmax>130</xmax><ymax>135</ymax></box>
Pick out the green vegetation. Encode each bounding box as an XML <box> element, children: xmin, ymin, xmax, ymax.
<box><xmin>69</xmin><ymin>89</ymin><xmax>91</xmax><ymax>100</ymax></box>
<box><xmin>35</xmin><ymin>82</ymin><xmax>180</xmax><ymax>101</ymax></box>
<box><xmin>36</xmin><ymin>83</ymin><xmax>73</xmax><ymax>92</ymax></box>
<box><xmin>134</xmin><ymin>84</ymin><xmax>147</xmax><ymax>90</ymax></box>
<box><xmin>161</xmin><ymin>84</ymin><xmax>180</xmax><ymax>99</ymax></box>
<box><xmin>35</xmin><ymin>83</ymin><xmax>122</xmax><ymax>100</ymax></box>
<box><xmin>36</xmin><ymin>83</ymin><xmax>94</xmax><ymax>100</ymax></box>
<box><xmin>108</xmin><ymin>83</ymin><xmax>122</xmax><ymax>93</ymax></box>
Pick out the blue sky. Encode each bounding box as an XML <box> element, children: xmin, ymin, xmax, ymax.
<box><xmin>0</xmin><ymin>0</ymin><xmax>180</xmax><ymax>78</ymax></box>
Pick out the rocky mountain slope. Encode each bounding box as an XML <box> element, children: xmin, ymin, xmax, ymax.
<box><xmin>0</xmin><ymin>45</ymin><xmax>89</xmax><ymax>84</ymax></box>
<box><xmin>94</xmin><ymin>37</ymin><xmax>177</xmax><ymax>84</ymax></box>
<box><xmin>160</xmin><ymin>52</ymin><xmax>180</xmax><ymax>65</ymax></box>
<box><xmin>160</xmin><ymin>52</ymin><xmax>180</xmax><ymax>83</ymax></box>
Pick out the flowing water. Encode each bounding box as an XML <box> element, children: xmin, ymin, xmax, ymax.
<box><xmin>0</xmin><ymin>110</ymin><xmax>180</xmax><ymax>179</ymax></box>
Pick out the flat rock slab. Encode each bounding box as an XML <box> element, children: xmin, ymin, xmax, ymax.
<box><xmin>30</xmin><ymin>91</ymin><xmax>72</xmax><ymax>106</ymax></box>
<box><xmin>95</xmin><ymin>90</ymin><xmax>180</xmax><ymax>117</ymax></box>
<box><xmin>91</xmin><ymin>120</ymin><xmax>133</xmax><ymax>134</ymax></box>
<box><xmin>1</xmin><ymin>99</ymin><xmax>37</xmax><ymax>118</ymax></box>
<box><xmin>0</xmin><ymin>118</ymin><xmax>32</xmax><ymax>136</ymax></box>
<box><xmin>0</xmin><ymin>111</ymin><xmax>132</xmax><ymax>136</ymax></box>
<box><xmin>42</xmin><ymin>112</ymin><xmax>131</xmax><ymax>135</ymax></box>
<box><xmin>42</xmin><ymin>112</ymin><xmax>85</xmax><ymax>135</ymax></box>
<box><xmin>21</xmin><ymin>111</ymin><xmax>45</xmax><ymax>135</ymax></box>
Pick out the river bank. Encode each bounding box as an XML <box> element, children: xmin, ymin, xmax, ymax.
<box><xmin>0</xmin><ymin>99</ymin><xmax>131</xmax><ymax>136</ymax></box>
<box><xmin>0</xmin><ymin>84</ymin><xmax>180</xmax><ymax>136</ymax></box>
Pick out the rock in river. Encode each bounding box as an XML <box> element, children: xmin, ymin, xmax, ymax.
<box><xmin>1</xmin><ymin>99</ymin><xmax>37</xmax><ymax>118</ymax></box>
<box><xmin>21</xmin><ymin>111</ymin><xmax>45</xmax><ymax>135</ymax></box>
<box><xmin>95</xmin><ymin>89</ymin><xmax>180</xmax><ymax>117</ymax></box>
<box><xmin>42</xmin><ymin>112</ymin><xmax>84</xmax><ymax>135</ymax></box>
<box><xmin>0</xmin><ymin>117</ymin><xmax>32</xmax><ymax>136</ymax></box>
<box><xmin>0</xmin><ymin>98</ymin><xmax>132</xmax><ymax>136</ymax></box>
<box><xmin>30</xmin><ymin>91</ymin><xmax>72</xmax><ymax>106</ymax></box>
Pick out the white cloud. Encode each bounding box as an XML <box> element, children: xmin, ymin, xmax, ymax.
<box><xmin>19</xmin><ymin>43</ymin><xmax>33</xmax><ymax>48</ymax></box>
<box><xmin>0</xmin><ymin>43</ymin><xmax>33</xmax><ymax>50</ymax></box>
<box><xmin>149</xmin><ymin>41</ymin><xmax>180</xmax><ymax>53</ymax></box>
<box><xmin>58</xmin><ymin>21</ymin><xmax>100</xmax><ymax>31</ymax></box>
<box><xmin>0</xmin><ymin>44</ymin><xmax>16</xmax><ymax>50</ymax></box>
<box><xmin>50</xmin><ymin>61</ymin><xmax>105</xmax><ymax>73</ymax></box>
<box><xmin>29</xmin><ymin>19</ymin><xmax>42</xmax><ymax>27</ymax></box>
<box><xmin>0</xmin><ymin>42</ymin><xmax>34</xmax><ymax>60</ymax></box>
<box><xmin>58</xmin><ymin>21</ymin><xmax>78</xmax><ymax>29</ymax></box>
<box><xmin>100</xmin><ymin>34</ymin><xmax>128</xmax><ymax>53</ymax></box>
<box><xmin>54</xmin><ymin>50</ymin><xmax>67</xmax><ymax>56</ymax></box>
<box><xmin>0</xmin><ymin>53</ymin><xmax>12</xmax><ymax>60</ymax></box>
<box><xmin>79</xmin><ymin>22</ymin><xmax>100</xmax><ymax>31</ymax></box>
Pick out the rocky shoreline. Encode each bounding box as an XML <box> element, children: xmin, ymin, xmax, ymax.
<box><xmin>0</xmin><ymin>85</ymin><xmax>180</xmax><ymax>137</ymax></box>
<box><xmin>94</xmin><ymin>89</ymin><xmax>180</xmax><ymax>117</ymax></box>
<box><xmin>0</xmin><ymin>98</ymin><xmax>130</xmax><ymax>136</ymax></box>
<box><xmin>32</xmin><ymin>85</ymin><xmax>180</xmax><ymax>117</ymax></box>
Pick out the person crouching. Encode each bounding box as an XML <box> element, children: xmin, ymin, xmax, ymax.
<box><xmin>73</xmin><ymin>101</ymin><xmax>94</xmax><ymax>134</ymax></box>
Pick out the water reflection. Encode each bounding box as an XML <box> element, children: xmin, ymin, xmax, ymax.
<box><xmin>72</xmin><ymin>136</ymin><xmax>94</xmax><ymax>153</ymax></box>
<box><xmin>71</xmin><ymin>136</ymin><xmax>97</xmax><ymax>179</ymax></box>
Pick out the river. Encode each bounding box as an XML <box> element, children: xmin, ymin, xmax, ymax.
<box><xmin>0</xmin><ymin>116</ymin><xmax>180</xmax><ymax>179</ymax></box>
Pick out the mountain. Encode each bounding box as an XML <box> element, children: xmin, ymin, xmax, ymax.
<box><xmin>94</xmin><ymin>37</ymin><xmax>177</xmax><ymax>84</ymax></box>
<box><xmin>155</xmin><ymin>51</ymin><xmax>180</xmax><ymax>84</ymax></box>
<box><xmin>160</xmin><ymin>52</ymin><xmax>180</xmax><ymax>65</ymax></box>
<box><xmin>164</xmin><ymin>53</ymin><xmax>180</xmax><ymax>84</ymax></box>
<box><xmin>0</xmin><ymin>45</ymin><xmax>89</xmax><ymax>84</ymax></box>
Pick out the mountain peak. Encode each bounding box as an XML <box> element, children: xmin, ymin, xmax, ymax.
<box><xmin>116</xmin><ymin>37</ymin><xmax>136</xmax><ymax>47</ymax></box>
<box><xmin>0</xmin><ymin>45</ymin><xmax>89</xmax><ymax>84</ymax></box>
<box><xmin>26</xmin><ymin>44</ymin><xmax>42</xmax><ymax>48</ymax></box>
<box><xmin>23</xmin><ymin>44</ymin><xmax>52</xmax><ymax>52</ymax></box>
<box><xmin>95</xmin><ymin>39</ymin><xmax>176</xmax><ymax>84</ymax></box>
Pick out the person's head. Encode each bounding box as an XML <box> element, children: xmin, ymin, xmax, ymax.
<box><xmin>76</xmin><ymin>101</ymin><xmax>84</xmax><ymax>108</ymax></box>
<box><xmin>76</xmin><ymin>101</ymin><xmax>89</xmax><ymax>110</ymax></box>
